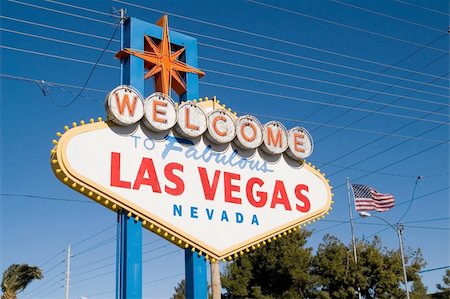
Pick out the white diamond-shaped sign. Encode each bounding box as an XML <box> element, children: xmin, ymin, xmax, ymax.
<box><xmin>51</xmin><ymin>108</ymin><xmax>332</xmax><ymax>261</ymax></box>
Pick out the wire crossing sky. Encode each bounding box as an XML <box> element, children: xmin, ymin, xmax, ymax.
<box><xmin>1</xmin><ymin>1</ymin><xmax>448</xmax><ymax>298</ymax></box>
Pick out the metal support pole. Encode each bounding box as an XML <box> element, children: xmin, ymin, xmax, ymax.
<box><xmin>346</xmin><ymin>178</ymin><xmax>362</xmax><ymax>299</ymax></box>
<box><xmin>397</xmin><ymin>223</ymin><xmax>410</xmax><ymax>299</ymax></box>
<box><xmin>116</xmin><ymin>211</ymin><xmax>142</xmax><ymax>299</ymax></box>
<box><xmin>65</xmin><ymin>244</ymin><xmax>71</xmax><ymax>299</ymax></box>
<box><xmin>185</xmin><ymin>250</ymin><xmax>208</xmax><ymax>299</ymax></box>
<box><xmin>210</xmin><ymin>261</ymin><xmax>222</xmax><ymax>299</ymax></box>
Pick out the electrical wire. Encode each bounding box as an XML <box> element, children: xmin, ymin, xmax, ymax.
<box><xmin>2</xmin><ymin>73</ymin><xmax>447</xmax><ymax>146</ymax></box>
<box><xmin>52</xmin><ymin>21</ymin><xmax>120</xmax><ymax>107</ymax></box>
<box><xmin>419</xmin><ymin>266</ymin><xmax>450</xmax><ymax>273</ymax></box>
<box><xmin>247</xmin><ymin>0</ymin><xmax>447</xmax><ymax>53</ymax></box>
<box><xmin>71</xmin><ymin>224</ymin><xmax>116</xmax><ymax>248</ymax></box>
<box><xmin>0</xmin><ymin>15</ymin><xmax>120</xmax><ymax>42</ymax></box>
<box><xmin>393</xmin><ymin>0</ymin><xmax>450</xmax><ymax>17</ymax></box>
<box><xmin>3</xmin><ymin>45</ymin><xmax>447</xmax><ymax>126</ymax></box>
<box><xmin>329</xmin><ymin>0</ymin><xmax>446</xmax><ymax>33</ymax></box>
<box><xmin>4</xmin><ymin>24</ymin><xmax>447</xmax><ymax>106</ymax></box>
<box><xmin>201</xmin><ymin>81</ymin><xmax>449</xmax><ymax>125</ymax></box>
<box><xmin>203</xmin><ymin>68</ymin><xmax>449</xmax><ymax>117</ymax></box>
<box><xmin>0</xmin><ymin>192</ymin><xmax>94</xmax><ymax>204</ymax></box>
<box><xmin>9</xmin><ymin>0</ymin><xmax>448</xmax><ymax>83</ymax></box>
<box><xmin>4</xmin><ymin>15</ymin><xmax>447</xmax><ymax>91</ymax></box>
<box><xmin>8</xmin><ymin>0</ymin><xmax>114</xmax><ymax>25</ymax></box>
<box><xmin>0</xmin><ymin>45</ymin><xmax>119</xmax><ymax>69</ymax></box>
<box><xmin>292</xmin><ymin>34</ymin><xmax>449</xmax><ymax>127</ymax></box>
<box><xmin>314</xmin><ymin>186</ymin><xmax>449</xmax><ymax>234</ymax></box>
<box><xmin>113</xmin><ymin>0</ymin><xmax>450</xmax><ymax>77</ymax></box>
<box><xmin>397</xmin><ymin>177</ymin><xmax>422</xmax><ymax>223</ymax></box>
<box><xmin>404</xmin><ymin>217</ymin><xmax>449</xmax><ymax>224</ymax></box>
<box><xmin>199</xmin><ymin>45</ymin><xmax>449</xmax><ymax>99</ymax></box>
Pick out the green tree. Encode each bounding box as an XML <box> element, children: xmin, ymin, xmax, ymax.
<box><xmin>436</xmin><ymin>269</ymin><xmax>450</xmax><ymax>297</ymax></box>
<box><xmin>410</xmin><ymin>279</ymin><xmax>429</xmax><ymax>299</ymax></box>
<box><xmin>171</xmin><ymin>279</ymin><xmax>185</xmax><ymax>299</ymax></box>
<box><xmin>222</xmin><ymin>229</ymin><xmax>315</xmax><ymax>298</ymax></box>
<box><xmin>311</xmin><ymin>234</ymin><xmax>358</xmax><ymax>298</ymax></box>
<box><xmin>1</xmin><ymin>264</ymin><xmax>43</xmax><ymax>299</ymax></box>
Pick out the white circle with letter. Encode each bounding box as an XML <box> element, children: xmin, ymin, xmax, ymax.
<box><xmin>105</xmin><ymin>85</ymin><xmax>144</xmax><ymax>126</ymax></box>
<box><xmin>176</xmin><ymin>102</ymin><xmax>207</xmax><ymax>137</ymax></box>
<box><xmin>143</xmin><ymin>92</ymin><xmax>177</xmax><ymax>131</ymax></box>
<box><xmin>206</xmin><ymin>110</ymin><xmax>236</xmax><ymax>144</ymax></box>
<box><xmin>286</xmin><ymin>127</ymin><xmax>314</xmax><ymax>160</ymax></box>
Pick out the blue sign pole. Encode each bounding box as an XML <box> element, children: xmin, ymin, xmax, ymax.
<box><xmin>116</xmin><ymin>16</ymin><xmax>144</xmax><ymax>299</ymax></box>
<box><xmin>116</xmin><ymin>16</ymin><xmax>207</xmax><ymax>298</ymax></box>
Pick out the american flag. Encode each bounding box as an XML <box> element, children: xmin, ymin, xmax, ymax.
<box><xmin>351</xmin><ymin>184</ymin><xmax>395</xmax><ymax>212</ymax></box>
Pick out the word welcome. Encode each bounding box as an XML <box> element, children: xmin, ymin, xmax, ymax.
<box><xmin>106</xmin><ymin>86</ymin><xmax>314</xmax><ymax>160</ymax></box>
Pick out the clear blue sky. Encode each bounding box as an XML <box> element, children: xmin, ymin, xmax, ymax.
<box><xmin>1</xmin><ymin>0</ymin><xmax>449</xmax><ymax>298</ymax></box>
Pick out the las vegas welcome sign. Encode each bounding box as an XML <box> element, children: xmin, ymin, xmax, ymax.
<box><xmin>51</xmin><ymin>86</ymin><xmax>333</xmax><ymax>261</ymax></box>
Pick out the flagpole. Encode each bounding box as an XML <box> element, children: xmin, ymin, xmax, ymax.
<box><xmin>346</xmin><ymin>177</ymin><xmax>362</xmax><ymax>299</ymax></box>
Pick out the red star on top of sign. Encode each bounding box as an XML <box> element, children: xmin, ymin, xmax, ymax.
<box><xmin>116</xmin><ymin>15</ymin><xmax>205</xmax><ymax>96</ymax></box>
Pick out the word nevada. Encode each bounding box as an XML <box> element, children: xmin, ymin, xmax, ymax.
<box><xmin>106</xmin><ymin>85</ymin><xmax>314</xmax><ymax>160</ymax></box>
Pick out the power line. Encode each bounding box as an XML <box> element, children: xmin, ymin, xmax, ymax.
<box><xmin>199</xmin><ymin>54</ymin><xmax>449</xmax><ymax>106</ymax></box>
<box><xmin>52</xmin><ymin>22</ymin><xmax>119</xmax><ymax>107</ymax></box>
<box><xmin>113</xmin><ymin>0</ymin><xmax>450</xmax><ymax>78</ymax></box>
<box><xmin>313</xmin><ymin>71</ymin><xmax>449</xmax><ymax>176</ymax></box>
<box><xmin>419</xmin><ymin>266</ymin><xmax>450</xmax><ymax>273</ymax></box>
<box><xmin>240</xmin><ymin>110</ymin><xmax>448</xmax><ymax>144</ymax></box>
<box><xmin>0</xmin><ymin>192</ymin><xmax>94</xmax><ymax>204</ymax></box>
<box><xmin>393</xmin><ymin>0</ymin><xmax>450</xmax><ymax>17</ymax></box>
<box><xmin>247</xmin><ymin>0</ymin><xmax>447</xmax><ymax>53</ymax></box>
<box><xmin>199</xmin><ymin>41</ymin><xmax>450</xmax><ymax>99</ymax></box>
<box><xmin>3</xmin><ymin>45</ymin><xmax>447</xmax><ymax>126</ymax></box>
<box><xmin>0</xmin><ymin>45</ymin><xmax>119</xmax><ymax>69</ymax></box>
<box><xmin>293</xmin><ymin>34</ymin><xmax>449</xmax><ymax>129</ymax></box>
<box><xmin>201</xmin><ymin>81</ymin><xmax>449</xmax><ymax>125</ymax></box>
<box><xmin>5</xmin><ymin>14</ymin><xmax>447</xmax><ymax>91</ymax></box>
<box><xmin>315</xmin><ymin>186</ymin><xmax>449</xmax><ymax>234</ymax></box>
<box><xmin>71</xmin><ymin>224</ymin><xmax>116</xmax><ymax>248</ymax></box>
<box><xmin>0</xmin><ymin>15</ymin><xmax>120</xmax><ymax>42</ymax></box>
<box><xmin>329</xmin><ymin>0</ymin><xmax>446</xmax><ymax>33</ymax></box>
<box><xmin>404</xmin><ymin>217</ymin><xmax>449</xmax><ymax>224</ymax></box>
<box><xmin>4</xmin><ymin>24</ymin><xmax>447</xmax><ymax>107</ymax></box>
<box><xmin>8</xmin><ymin>0</ymin><xmax>114</xmax><ymax>25</ymax></box>
<box><xmin>2</xmin><ymin>72</ymin><xmax>447</xmax><ymax>145</ymax></box>
<box><xmin>203</xmin><ymin>68</ymin><xmax>449</xmax><ymax>117</ymax></box>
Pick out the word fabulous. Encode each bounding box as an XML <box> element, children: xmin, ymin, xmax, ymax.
<box><xmin>105</xmin><ymin>85</ymin><xmax>314</xmax><ymax>160</ymax></box>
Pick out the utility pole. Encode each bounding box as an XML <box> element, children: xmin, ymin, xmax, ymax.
<box><xmin>397</xmin><ymin>223</ymin><xmax>410</xmax><ymax>299</ymax></box>
<box><xmin>65</xmin><ymin>244</ymin><xmax>71</xmax><ymax>299</ymax></box>
<box><xmin>210</xmin><ymin>261</ymin><xmax>221</xmax><ymax>299</ymax></box>
<box><xmin>346</xmin><ymin>178</ymin><xmax>362</xmax><ymax>299</ymax></box>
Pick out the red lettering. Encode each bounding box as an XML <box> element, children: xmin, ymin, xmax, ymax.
<box><xmin>294</xmin><ymin>133</ymin><xmax>305</xmax><ymax>153</ymax></box>
<box><xmin>270</xmin><ymin>180</ymin><xmax>291</xmax><ymax>210</ymax></box>
<box><xmin>132</xmin><ymin>158</ymin><xmax>161</xmax><ymax>192</ymax></box>
<box><xmin>198</xmin><ymin>167</ymin><xmax>220</xmax><ymax>200</ymax></box>
<box><xmin>246</xmin><ymin>177</ymin><xmax>267</xmax><ymax>208</ymax></box>
<box><xmin>110</xmin><ymin>152</ymin><xmax>131</xmax><ymax>189</ymax></box>
<box><xmin>115</xmin><ymin>94</ymin><xmax>137</xmax><ymax>116</ymax></box>
<box><xmin>164</xmin><ymin>163</ymin><xmax>184</xmax><ymax>196</ymax></box>
<box><xmin>185</xmin><ymin>107</ymin><xmax>199</xmax><ymax>131</ymax></box>
<box><xmin>267</xmin><ymin>127</ymin><xmax>282</xmax><ymax>148</ymax></box>
<box><xmin>224</xmin><ymin>172</ymin><xmax>241</xmax><ymax>204</ymax></box>
<box><xmin>295</xmin><ymin>184</ymin><xmax>310</xmax><ymax>213</ymax></box>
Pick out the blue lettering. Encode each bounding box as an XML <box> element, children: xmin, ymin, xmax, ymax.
<box><xmin>131</xmin><ymin>134</ymin><xmax>141</xmax><ymax>148</ymax></box>
<box><xmin>173</xmin><ymin>204</ymin><xmax>182</xmax><ymax>217</ymax></box>
<box><xmin>191</xmin><ymin>206</ymin><xmax>198</xmax><ymax>219</ymax></box>
<box><xmin>206</xmin><ymin>208</ymin><xmax>214</xmax><ymax>220</ymax></box>
<box><xmin>221</xmin><ymin>211</ymin><xmax>229</xmax><ymax>222</ymax></box>
<box><xmin>143</xmin><ymin>138</ymin><xmax>155</xmax><ymax>150</ymax></box>
<box><xmin>251</xmin><ymin>215</ymin><xmax>259</xmax><ymax>225</ymax></box>
<box><xmin>162</xmin><ymin>136</ymin><xmax>192</xmax><ymax>159</ymax></box>
<box><xmin>236</xmin><ymin>212</ymin><xmax>244</xmax><ymax>223</ymax></box>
